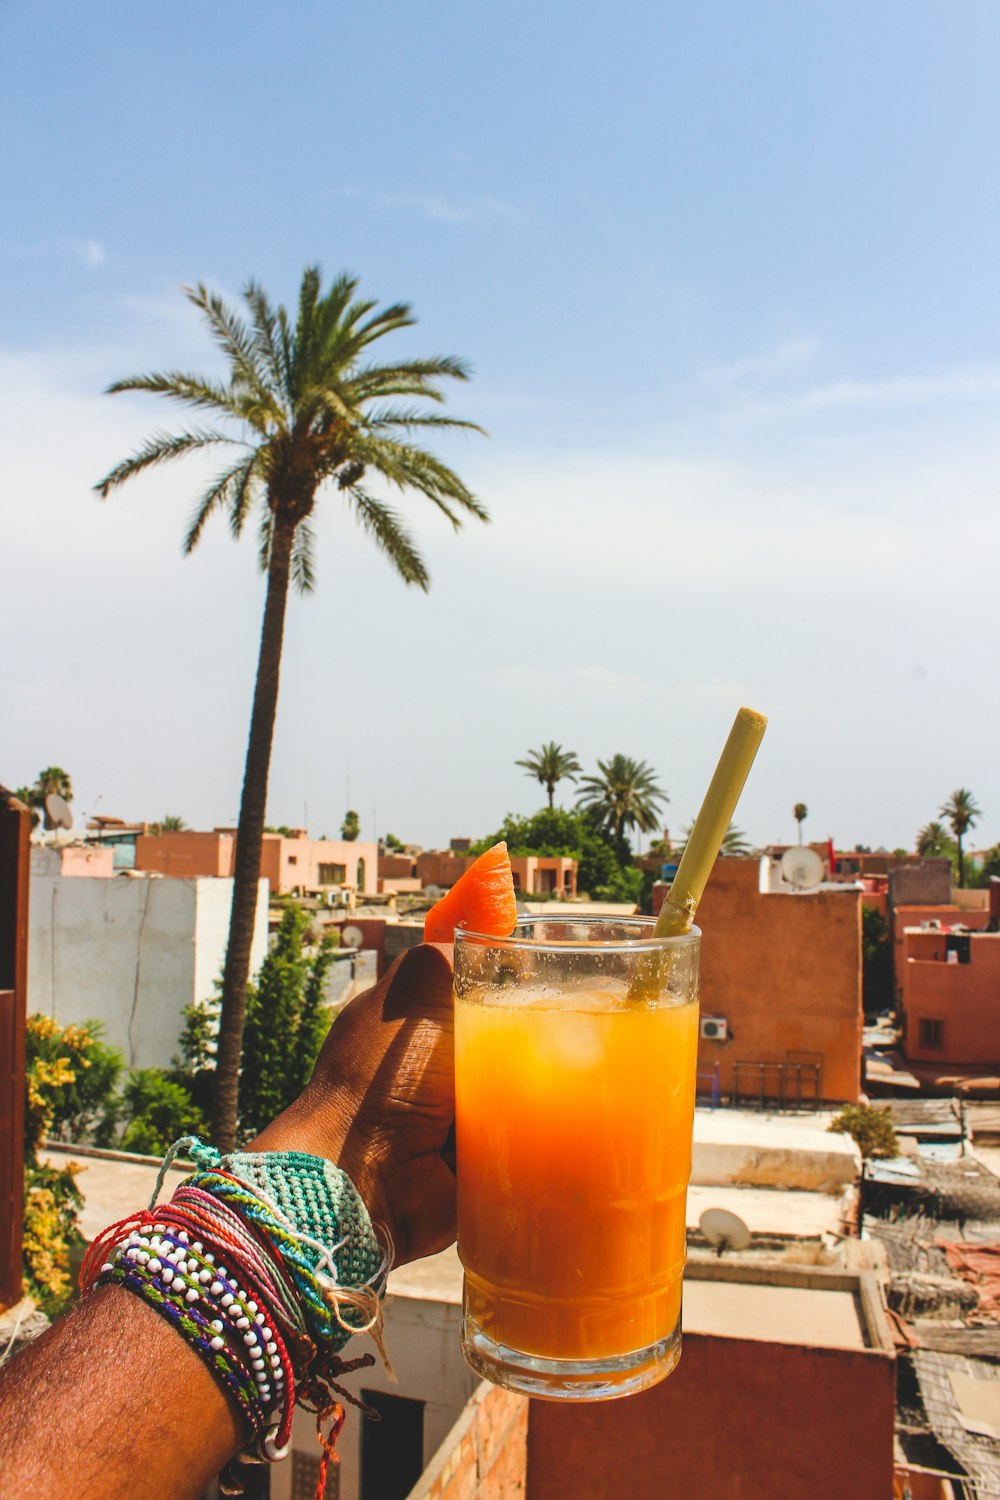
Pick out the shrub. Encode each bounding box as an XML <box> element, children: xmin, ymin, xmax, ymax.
<box><xmin>828</xmin><ymin>1103</ymin><xmax>898</xmax><ymax>1159</ymax></box>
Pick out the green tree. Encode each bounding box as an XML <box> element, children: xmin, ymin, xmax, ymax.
<box><xmin>238</xmin><ymin>907</ymin><xmax>334</xmax><ymax>1137</ymax></box>
<box><xmin>341</xmin><ymin>809</ymin><xmax>361</xmax><ymax>841</ymax></box>
<box><xmin>96</xmin><ymin>266</ymin><xmax>486</xmax><ymax>1150</ymax></box>
<box><xmin>15</xmin><ymin>767</ymin><xmax>74</xmax><ymax>829</ymax></box>
<box><xmin>861</xmin><ymin>906</ymin><xmax>893</xmax><ymax>1017</ymax></box>
<box><xmin>119</xmin><ymin>1070</ymin><xmax>210</xmax><ymax>1156</ymax></box>
<box><xmin>916</xmin><ymin>821</ymin><xmax>954</xmax><ymax>858</ymax></box>
<box><xmin>383</xmin><ymin>832</ymin><xmax>405</xmax><ymax>852</ymax></box>
<box><xmin>515</xmin><ymin>742</ymin><xmax>582</xmax><ymax>809</ymax></box>
<box><xmin>471</xmin><ymin>806</ymin><xmax>641</xmax><ymax>904</ymax></box>
<box><xmin>793</xmin><ymin>802</ymin><xmax>808</xmax><ymax>844</ymax></box>
<box><xmin>576</xmin><ymin>754</ymin><xmax>667</xmax><ymax>843</ymax></box>
<box><xmin>940</xmin><ymin>788</ymin><xmax>982</xmax><ymax>889</ymax></box>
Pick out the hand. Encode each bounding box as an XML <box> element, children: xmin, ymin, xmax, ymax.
<box><xmin>251</xmin><ymin>942</ymin><xmax>456</xmax><ymax>1266</ymax></box>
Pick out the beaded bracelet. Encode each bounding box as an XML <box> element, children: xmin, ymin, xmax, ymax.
<box><xmin>81</xmin><ymin>1136</ymin><xmax>391</xmax><ymax>1496</ymax></box>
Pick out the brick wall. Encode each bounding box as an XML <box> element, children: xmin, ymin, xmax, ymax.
<box><xmin>408</xmin><ymin>1381</ymin><xmax>528</xmax><ymax>1500</ymax></box>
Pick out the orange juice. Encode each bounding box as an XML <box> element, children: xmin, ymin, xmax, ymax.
<box><xmin>455</xmin><ymin>986</ymin><xmax>699</xmax><ymax>1366</ymax></box>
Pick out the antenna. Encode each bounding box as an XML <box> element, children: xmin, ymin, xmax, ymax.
<box><xmin>780</xmin><ymin>846</ymin><xmax>824</xmax><ymax>890</ymax></box>
<box><xmin>699</xmin><ymin>1207</ymin><xmax>752</xmax><ymax>1257</ymax></box>
<box><xmin>43</xmin><ymin>793</ymin><xmax>73</xmax><ymax>832</ymax></box>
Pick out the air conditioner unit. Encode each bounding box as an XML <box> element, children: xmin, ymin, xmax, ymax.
<box><xmin>700</xmin><ymin>1016</ymin><xmax>729</xmax><ymax>1043</ymax></box>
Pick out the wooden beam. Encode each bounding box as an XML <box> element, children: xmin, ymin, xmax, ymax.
<box><xmin>0</xmin><ymin>790</ymin><xmax>30</xmax><ymax>1308</ymax></box>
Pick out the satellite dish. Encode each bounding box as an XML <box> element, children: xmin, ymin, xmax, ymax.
<box><xmin>43</xmin><ymin>793</ymin><xmax>73</xmax><ymax>831</ymax></box>
<box><xmin>699</xmin><ymin>1207</ymin><xmax>752</xmax><ymax>1257</ymax></box>
<box><xmin>781</xmin><ymin>846</ymin><xmax>824</xmax><ymax>890</ymax></box>
<box><xmin>341</xmin><ymin>924</ymin><xmax>364</xmax><ymax>949</ymax></box>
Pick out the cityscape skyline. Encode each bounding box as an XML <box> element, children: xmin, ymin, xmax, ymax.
<box><xmin>3</xmin><ymin>1</ymin><xmax>999</xmax><ymax>853</ymax></box>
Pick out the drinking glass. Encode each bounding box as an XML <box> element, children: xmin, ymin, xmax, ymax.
<box><xmin>454</xmin><ymin>914</ymin><xmax>701</xmax><ymax>1400</ymax></box>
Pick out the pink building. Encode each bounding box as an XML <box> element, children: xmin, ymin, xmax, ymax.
<box><xmin>136</xmin><ymin>829</ymin><xmax>377</xmax><ymax>897</ymax></box>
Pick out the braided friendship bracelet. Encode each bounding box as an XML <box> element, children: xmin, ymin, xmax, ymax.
<box><xmin>82</xmin><ymin>1136</ymin><xmax>391</xmax><ymax>1494</ymax></box>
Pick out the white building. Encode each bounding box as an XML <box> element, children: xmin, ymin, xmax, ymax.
<box><xmin>28</xmin><ymin>868</ymin><xmax>268</xmax><ymax>1068</ymax></box>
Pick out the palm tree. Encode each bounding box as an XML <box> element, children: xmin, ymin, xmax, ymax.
<box><xmin>96</xmin><ymin>266</ymin><xmax>486</xmax><ymax>1149</ymax></box>
<box><xmin>677</xmin><ymin>821</ymin><xmax>753</xmax><ymax>858</ymax></box>
<box><xmin>940</xmin><ymin>788</ymin><xmax>982</xmax><ymax>889</ymax></box>
<box><xmin>916</xmin><ymin>821</ymin><xmax>953</xmax><ymax>859</ymax></box>
<box><xmin>575</xmin><ymin>754</ymin><xmax>667</xmax><ymax>843</ymax></box>
<box><xmin>515</xmin><ymin>742</ymin><xmax>582</xmax><ymax>808</ymax></box>
<box><xmin>793</xmin><ymin>803</ymin><xmax>808</xmax><ymax>844</ymax></box>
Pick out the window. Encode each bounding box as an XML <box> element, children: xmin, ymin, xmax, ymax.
<box><xmin>360</xmin><ymin>1389</ymin><xmax>424</xmax><ymax>1500</ymax></box>
<box><xmin>920</xmin><ymin>1018</ymin><xmax>944</xmax><ymax>1050</ymax></box>
<box><xmin>287</xmin><ymin>855</ymin><xmax>298</xmax><ymax>866</ymax></box>
<box><xmin>318</xmin><ymin>862</ymin><xmax>347</xmax><ymax>885</ymax></box>
<box><xmin>356</xmin><ymin>857</ymin><xmax>366</xmax><ymax>891</ymax></box>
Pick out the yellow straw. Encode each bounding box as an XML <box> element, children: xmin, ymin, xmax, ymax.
<box><xmin>654</xmin><ymin>706</ymin><xmax>768</xmax><ymax>937</ymax></box>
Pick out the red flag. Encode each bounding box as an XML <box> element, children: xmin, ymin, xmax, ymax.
<box><xmin>827</xmin><ymin>837</ymin><xmax>836</xmax><ymax>876</ymax></box>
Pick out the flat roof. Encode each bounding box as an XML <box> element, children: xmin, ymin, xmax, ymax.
<box><xmin>683</xmin><ymin>1276</ymin><xmax>866</xmax><ymax>1350</ymax></box>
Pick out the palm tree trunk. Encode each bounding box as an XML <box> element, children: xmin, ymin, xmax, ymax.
<box><xmin>958</xmin><ymin>833</ymin><xmax>965</xmax><ymax>889</ymax></box>
<box><xmin>213</xmin><ymin>513</ymin><xmax>296</xmax><ymax>1150</ymax></box>
<box><xmin>547</xmin><ymin>783</ymin><xmax>554</xmax><ymax>809</ymax></box>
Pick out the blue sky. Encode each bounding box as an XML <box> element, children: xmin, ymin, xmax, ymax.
<box><xmin>3</xmin><ymin>0</ymin><xmax>1000</xmax><ymax>852</ymax></box>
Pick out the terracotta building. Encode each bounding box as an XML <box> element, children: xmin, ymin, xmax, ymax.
<box><xmin>415</xmin><ymin>849</ymin><xmax>578</xmax><ymax>900</ymax></box>
<box><xmin>899</xmin><ymin>880</ymin><xmax>1000</xmax><ymax>1073</ymax></box>
<box><xmin>654</xmin><ymin>858</ymin><xmax>863</xmax><ymax>1104</ymax></box>
<box><xmin>135</xmin><ymin>828</ymin><xmax>377</xmax><ymax>897</ymax></box>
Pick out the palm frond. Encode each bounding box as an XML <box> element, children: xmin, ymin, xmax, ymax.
<box><xmin>104</xmin><ymin>370</ymin><xmax>243</xmax><ymax>419</ymax></box>
<box><xmin>367</xmin><ymin>404</ymin><xmax>487</xmax><ymax>435</ymax></box>
<box><xmin>243</xmin><ymin>279</ymin><xmax>291</xmax><ymax>402</ymax></box>
<box><xmin>257</xmin><ymin>510</ymin><xmax>272</xmax><ymax>574</ymax></box>
<box><xmin>345</xmin><ymin>488</ymin><xmax>430</xmax><ymax>590</ymax></box>
<box><xmin>183</xmin><ymin>452</ymin><xmax>260</xmax><ymax>554</ymax></box>
<box><xmin>183</xmin><ymin>283</ymin><xmax>261</xmax><ymax>385</ymax></box>
<box><xmin>345</xmin><ymin>357</ymin><xmax>474</xmax><ymax>405</ymax></box>
<box><xmin>291</xmin><ymin>518</ymin><xmax>316</xmax><ymax>595</ymax></box>
<box><xmin>95</xmin><ymin>428</ymin><xmax>238</xmax><ymax>497</ymax></box>
<box><xmin>352</xmin><ymin>438</ymin><xmax>489</xmax><ymax>527</ymax></box>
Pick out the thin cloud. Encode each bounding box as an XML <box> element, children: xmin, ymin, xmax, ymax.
<box><xmin>0</xmin><ymin>235</ymin><xmax>106</xmax><ymax>266</ymax></box>
<box><xmin>338</xmin><ymin>183</ymin><xmax>515</xmax><ymax>225</ymax></box>
<box><xmin>70</xmin><ymin>237</ymin><xmax>106</xmax><ymax>267</ymax></box>
<box><xmin>739</xmin><ymin>363</ymin><xmax>1000</xmax><ymax>420</ymax></box>
<box><xmin>697</xmin><ymin>339</ymin><xmax>820</xmax><ymax>386</ymax></box>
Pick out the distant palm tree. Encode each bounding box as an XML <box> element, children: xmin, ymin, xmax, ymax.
<box><xmin>96</xmin><ymin>266</ymin><xmax>486</xmax><ymax>1149</ymax></box>
<box><xmin>15</xmin><ymin>767</ymin><xmax>74</xmax><ymax>829</ymax></box>
<box><xmin>677</xmin><ymin>821</ymin><xmax>753</xmax><ymax>858</ymax></box>
<box><xmin>793</xmin><ymin>802</ymin><xmax>808</xmax><ymax>844</ymax></box>
<box><xmin>576</xmin><ymin>754</ymin><xmax>667</xmax><ymax>843</ymax></box>
<box><xmin>940</xmin><ymin>788</ymin><xmax>982</xmax><ymax>889</ymax></box>
<box><xmin>916</xmin><ymin>821</ymin><xmax>953</xmax><ymax>859</ymax></box>
<box><xmin>515</xmin><ymin>742</ymin><xmax>582</xmax><ymax>808</ymax></box>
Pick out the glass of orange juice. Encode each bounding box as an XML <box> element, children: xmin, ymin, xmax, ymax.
<box><xmin>454</xmin><ymin>914</ymin><xmax>701</xmax><ymax>1400</ymax></box>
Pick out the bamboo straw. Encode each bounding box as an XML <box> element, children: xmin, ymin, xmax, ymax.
<box><xmin>654</xmin><ymin>706</ymin><xmax>768</xmax><ymax>938</ymax></box>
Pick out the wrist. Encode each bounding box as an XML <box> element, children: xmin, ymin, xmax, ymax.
<box><xmin>248</xmin><ymin>1084</ymin><xmax>389</xmax><ymax>1241</ymax></box>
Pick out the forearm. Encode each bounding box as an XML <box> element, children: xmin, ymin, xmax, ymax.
<box><xmin>0</xmin><ymin>1095</ymin><xmax>345</xmax><ymax>1500</ymax></box>
<box><xmin>0</xmin><ymin>1284</ymin><xmax>241</xmax><ymax>1500</ymax></box>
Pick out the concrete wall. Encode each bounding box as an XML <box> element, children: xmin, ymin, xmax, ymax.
<box><xmin>27</xmin><ymin>873</ymin><xmax>268</xmax><ymax>1068</ymax></box>
<box><xmin>271</xmin><ymin>1293</ymin><xmax>481</xmax><ymax>1500</ymax></box>
<box><xmin>889</xmin><ymin>861</ymin><xmax>953</xmax><ymax>909</ymax></box>
<box><xmin>526</xmin><ymin>1330</ymin><xmax>895</xmax><ymax>1500</ymax></box>
<box><xmin>901</xmin><ymin>930</ymin><xmax>1000</xmax><ymax>1067</ymax></box>
<box><xmin>31</xmin><ymin>844</ymin><xmax>115</xmax><ymax>879</ymax></box>
<box><xmin>418</xmin><ymin>851</ymin><xmax>475</xmax><ymax>889</ymax></box>
<box><xmin>655</xmin><ymin>859</ymin><xmax>863</xmax><ymax>1103</ymax></box>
